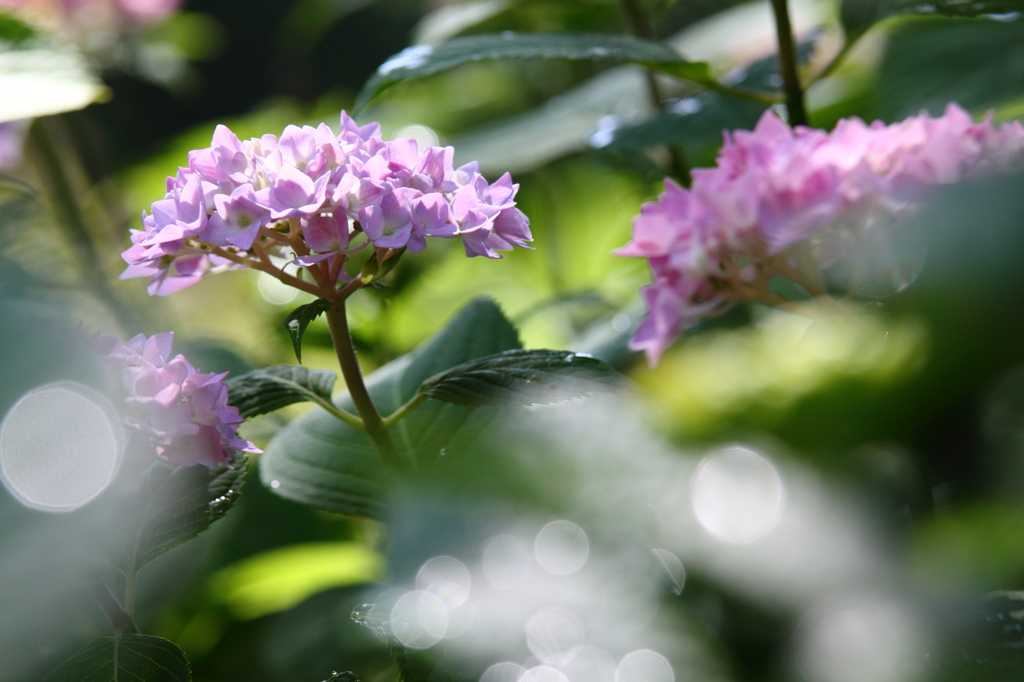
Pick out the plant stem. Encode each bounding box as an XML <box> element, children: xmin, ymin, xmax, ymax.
<box><xmin>207</xmin><ymin>245</ymin><xmax>321</xmax><ymax>296</ymax></box>
<box><xmin>769</xmin><ymin>0</ymin><xmax>808</xmax><ymax>126</ymax></box>
<box><xmin>310</xmin><ymin>394</ymin><xmax>365</xmax><ymax>431</ymax></box>
<box><xmin>88</xmin><ymin>575</ymin><xmax>138</xmax><ymax>634</ymax></box>
<box><xmin>324</xmin><ymin>300</ymin><xmax>402</xmax><ymax>472</ymax></box>
<box><xmin>123</xmin><ymin>568</ymin><xmax>137</xmax><ymax>619</ymax></box>
<box><xmin>618</xmin><ymin>0</ymin><xmax>690</xmax><ymax>184</ymax></box>
<box><xmin>382</xmin><ymin>394</ymin><xmax>427</xmax><ymax>429</ymax></box>
<box><xmin>807</xmin><ymin>37</ymin><xmax>855</xmax><ymax>87</ymax></box>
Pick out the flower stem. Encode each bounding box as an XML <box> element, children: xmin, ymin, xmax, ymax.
<box><xmin>382</xmin><ymin>394</ymin><xmax>427</xmax><ymax>429</ymax></box>
<box><xmin>618</xmin><ymin>0</ymin><xmax>690</xmax><ymax>184</ymax></box>
<box><xmin>123</xmin><ymin>568</ymin><xmax>137</xmax><ymax>619</ymax></box>
<box><xmin>89</xmin><ymin>574</ymin><xmax>138</xmax><ymax>634</ymax></box>
<box><xmin>324</xmin><ymin>300</ymin><xmax>402</xmax><ymax>472</ymax></box>
<box><xmin>769</xmin><ymin>0</ymin><xmax>808</xmax><ymax>126</ymax></box>
<box><xmin>207</xmin><ymin>245</ymin><xmax>321</xmax><ymax>297</ymax></box>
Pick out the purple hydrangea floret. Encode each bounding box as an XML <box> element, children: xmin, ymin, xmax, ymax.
<box><xmin>93</xmin><ymin>331</ymin><xmax>260</xmax><ymax>467</ymax></box>
<box><xmin>122</xmin><ymin>111</ymin><xmax>533</xmax><ymax>295</ymax></box>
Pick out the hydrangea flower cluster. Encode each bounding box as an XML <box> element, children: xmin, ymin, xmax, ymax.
<box><xmin>93</xmin><ymin>331</ymin><xmax>259</xmax><ymax>467</ymax></box>
<box><xmin>617</xmin><ymin>103</ymin><xmax>1024</xmax><ymax>365</ymax></box>
<box><xmin>0</xmin><ymin>0</ymin><xmax>179</xmax><ymax>26</ymax></box>
<box><xmin>122</xmin><ymin>112</ymin><xmax>532</xmax><ymax>296</ymax></box>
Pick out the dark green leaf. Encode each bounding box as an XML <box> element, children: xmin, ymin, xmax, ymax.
<box><xmin>841</xmin><ymin>0</ymin><xmax>1024</xmax><ymax>40</ymax></box>
<box><xmin>594</xmin><ymin>91</ymin><xmax>766</xmax><ymax>159</ymax></box>
<box><xmin>227</xmin><ymin>365</ymin><xmax>337</xmax><ymax>418</ymax></box>
<box><xmin>418</xmin><ymin>349</ymin><xmax>618</xmax><ymax>407</ymax></box>
<box><xmin>356</xmin><ymin>32</ymin><xmax>714</xmax><ymax>112</ymax></box>
<box><xmin>113</xmin><ymin>460</ymin><xmax>246</xmax><ymax>574</ymax></box>
<box><xmin>284</xmin><ymin>298</ymin><xmax>333</xmax><ymax>363</ymax></box>
<box><xmin>259</xmin><ymin>297</ymin><xmax>520</xmax><ymax>518</ymax></box>
<box><xmin>44</xmin><ymin>634</ymin><xmax>190</xmax><ymax>682</ymax></box>
<box><xmin>877</xmin><ymin>17</ymin><xmax>1024</xmax><ymax>120</ymax></box>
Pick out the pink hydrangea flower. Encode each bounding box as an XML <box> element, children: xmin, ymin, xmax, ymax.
<box><xmin>123</xmin><ymin>111</ymin><xmax>532</xmax><ymax>295</ymax></box>
<box><xmin>618</xmin><ymin>103</ymin><xmax>1024</xmax><ymax>365</ymax></box>
<box><xmin>94</xmin><ymin>332</ymin><xmax>260</xmax><ymax>467</ymax></box>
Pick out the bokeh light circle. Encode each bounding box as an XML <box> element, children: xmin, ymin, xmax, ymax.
<box><xmin>416</xmin><ymin>555</ymin><xmax>472</xmax><ymax>610</ymax></box>
<box><xmin>483</xmin><ymin>534</ymin><xmax>533</xmax><ymax>589</ymax></box>
<box><xmin>390</xmin><ymin>590</ymin><xmax>448</xmax><ymax>649</ymax></box>
<box><xmin>526</xmin><ymin>607</ymin><xmax>584</xmax><ymax>666</ymax></box>
<box><xmin>480</xmin><ymin>662</ymin><xmax>527</xmax><ymax>682</ymax></box>
<box><xmin>691</xmin><ymin>446</ymin><xmax>785</xmax><ymax>544</ymax></box>
<box><xmin>615</xmin><ymin>650</ymin><xmax>674</xmax><ymax>682</ymax></box>
<box><xmin>0</xmin><ymin>381</ymin><xmax>124</xmax><ymax>512</ymax></box>
<box><xmin>535</xmin><ymin>520</ymin><xmax>589</xmax><ymax>575</ymax></box>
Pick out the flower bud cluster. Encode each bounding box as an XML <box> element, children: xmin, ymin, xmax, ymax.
<box><xmin>122</xmin><ymin>112</ymin><xmax>532</xmax><ymax>295</ymax></box>
<box><xmin>617</xmin><ymin>104</ymin><xmax>1024</xmax><ymax>365</ymax></box>
<box><xmin>93</xmin><ymin>331</ymin><xmax>260</xmax><ymax>467</ymax></box>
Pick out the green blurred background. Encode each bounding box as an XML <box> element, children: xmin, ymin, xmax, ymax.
<box><xmin>7</xmin><ymin>0</ymin><xmax>1024</xmax><ymax>680</ymax></box>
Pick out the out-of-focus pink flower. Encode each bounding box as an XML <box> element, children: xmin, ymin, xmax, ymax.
<box><xmin>618</xmin><ymin>104</ymin><xmax>1024</xmax><ymax>365</ymax></box>
<box><xmin>123</xmin><ymin>110</ymin><xmax>533</xmax><ymax>295</ymax></box>
<box><xmin>94</xmin><ymin>331</ymin><xmax>259</xmax><ymax>467</ymax></box>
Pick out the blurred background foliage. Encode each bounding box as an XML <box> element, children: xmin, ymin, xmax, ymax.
<box><xmin>8</xmin><ymin>0</ymin><xmax>1024</xmax><ymax>680</ymax></box>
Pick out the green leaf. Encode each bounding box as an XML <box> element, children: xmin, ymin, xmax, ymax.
<box><xmin>0</xmin><ymin>12</ymin><xmax>35</xmax><ymax>44</ymax></box>
<box><xmin>44</xmin><ymin>634</ymin><xmax>190</xmax><ymax>682</ymax></box>
<box><xmin>259</xmin><ymin>297</ymin><xmax>520</xmax><ymax>518</ymax></box>
<box><xmin>841</xmin><ymin>0</ymin><xmax>1024</xmax><ymax>40</ymax></box>
<box><xmin>284</xmin><ymin>298</ymin><xmax>333</xmax><ymax>363</ymax></box>
<box><xmin>0</xmin><ymin>13</ymin><xmax>104</xmax><ymax>123</ymax></box>
<box><xmin>227</xmin><ymin>365</ymin><xmax>337</xmax><ymax>418</ymax></box>
<box><xmin>876</xmin><ymin>16</ymin><xmax>1024</xmax><ymax>120</ymax></box>
<box><xmin>418</xmin><ymin>349</ymin><xmax>618</xmax><ymax>407</ymax></box>
<box><xmin>356</xmin><ymin>32</ymin><xmax>714</xmax><ymax>111</ymax></box>
<box><xmin>113</xmin><ymin>460</ymin><xmax>247</xmax><ymax>574</ymax></box>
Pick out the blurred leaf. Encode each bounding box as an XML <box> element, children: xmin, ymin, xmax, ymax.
<box><xmin>113</xmin><ymin>460</ymin><xmax>247</xmax><ymax>575</ymax></box>
<box><xmin>412</xmin><ymin>0</ymin><xmax>511</xmax><ymax>45</ymax></box>
<box><xmin>356</xmin><ymin>32</ymin><xmax>714</xmax><ymax>111</ymax></box>
<box><xmin>285</xmin><ymin>298</ymin><xmax>334</xmax><ymax>363</ymax></box>
<box><xmin>352</xmin><ymin>604</ymin><xmax>435</xmax><ymax>682</ymax></box>
<box><xmin>594</xmin><ymin>91</ymin><xmax>766</xmax><ymax>159</ymax></box>
<box><xmin>841</xmin><ymin>0</ymin><xmax>1024</xmax><ymax>39</ymax></box>
<box><xmin>146</xmin><ymin>12</ymin><xmax>227</xmax><ymax>62</ymax></box>
<box><xmin>877</xmin><ymin>16</ymin><xmax>1024</xmax><ymax>120</ymax></box>
<box><xmin>912</xmin><ymin>502</ymin><xmax>1024</xmax><ymax>590</ymax></box>
<box><xmin>418</xmin><ymin>348</ymin><xmax>618</xmax><ymax>406</ymax></box>
<box><xmin>259</xmin><ymin>297</ymin><xmax>521</xmax><ymax>518</ymax></box>
<box><xmin>0</xmin><ymin>14</ymin><xmax>104</xmax><ymax>123</ymax></box>
<box><xmin>208</xmin><ymin>542</ymin><xmax>384</xmax><ymax>620</ymax></box>
<box><xmin>43</xmin><ymin>634</ymin><xmax>190</xmax><ymax>682</ymax></box>
<box><xmin>0</xmin><ymin>12</ymin><xmax>34</xmax><ymax>43</ymax></box>
<box><xmin>228</xmin><ymin>365</ymin><xmax>338</xmax><ymax>419</ymax></box>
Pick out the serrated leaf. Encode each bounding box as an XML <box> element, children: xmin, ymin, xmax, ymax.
<box><xmin>284</xmin><ymin>298</ymin><xmax>333</xmax><ymax>363</ymax></box>
<box><xmin>0</xmin><ymin>13</ymin><xmax>104</xmax><ymax>123</ymax></box>
<box><xmin>356</xmin><ymin>32</ymin><xmax>714</xmax><ymax>111</ymax></box>
<box><xmin>841</xmin><ymin>0</ymin><xmax>1024</xmax><ymax>40</ymax></box>
<box><xmin>418</xmin><ymin>349</ymin><xmax>618</xmax><ymax>407</ymax></box>
<box><xmin>227</xmin><ymin>365</ymin><xmax>338</xmax><ymax>418</ymax></box>
<box><xmin>44</xmin><ymin>634</ymin><xmax>190</xmax><ymax>682</ymax></box>
<box><xmin>113</xmin><ymin>460</ymin><xmax>246</xmax><ymax>575</ymax></box>
<box><xmin>260</xmin><ymin>297</ymin><xmax>520</xmax><ymax>518</ymax></box>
